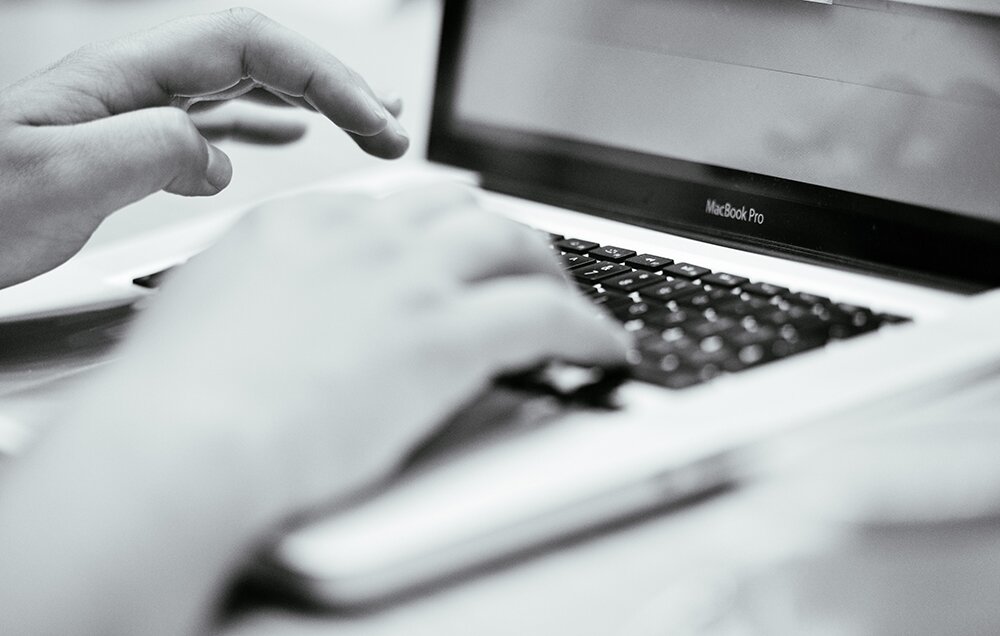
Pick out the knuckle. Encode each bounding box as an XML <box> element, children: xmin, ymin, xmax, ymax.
<box><xmin>477</xmin><ymin>214</ymin><xmax>545</xmax><ymax>259</ymax></box>
<box><xmin>525</xmin><ymin>279</ymin><xmax>574</xmax><ymax>325</ymax></box>
<box><xmin>500</xmin><ymin>218</ymin><xmax>543</xmax><ymax>253</ymax></box>
<box><xmin>221</xmin><ymin>6</ymin><xmax>268</xmax><ymax>31</ymax></box>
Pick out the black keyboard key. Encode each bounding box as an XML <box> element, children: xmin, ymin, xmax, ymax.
<box><xmin>713</xmin><ymin>295</ymin><xmax>773</xmax><ymax>315</ymax></box>
<box><xmin>645</xmin><ymin>309</ymin><xmax>693</xmax><ymax>328</ymax></box>
<box><xmin>701</xmin><ymin>272</ymin><xmax>749</xmax><ymax>288</ymax></box>
<box><xmin>589</xmin><ymin>245</ymin><xmax>637</xmax><ymax>263</ymax></box>
<box><xmin>786</xmin><ymin>291</ymin><xmax>832</xmax><ymax>307</ymax></box>
<box><xmin>828</xmin><ymin>304</ymin><xmax>878</xmax><ymax>339</ymax></box>
<box><xmin>555</xmin><ymin>238</ymin><xmax>600</xmax><ymax>254</ymax></box>
<box><xmin>724</xmin><ymin>325</ymin><xmax>779</xmax><ymax>349</ymax></box>
<box><xmin>726</xmin><ymin>344</ymin><xmax>770</xmax><ymax>371</ymax></box>
<box><xmin>602</xmin><ymin>271</ymin><xmax>667</xmax><ymax>293</ymax></box>
<box><xmin>547</xmin><ymin>232</ymin><xmax>565</xmax><ymax>242</ymax></box>
<box><xmin>743</xmin><ymin>282</ymin><xmax>790</xmax><ymax>298</ymax></box>
<box><xmin>663</xmin><ymin>263</ymin><xmax>711</xmax><ymax>279</ymax></box>
<box><xmin>561</xmin><ymin>253</ymin><xmax>596</xmax><ymax>270</ymax></box>
<box><xmin>630</xmin><ymin>358</ymin><xmax>705</xmax><ymax>390</ymax></box>
<box><xmin>590</xmin><ymin>291</ymin><xmax>633</xmax><ymax>310</ymax></box>
<box><xmin>635</xmin><ymin>329</ymin><xmax>696</xmax><ymax>356</ymax></box>
<box><xmin>676</xmin><ymin>288</ymin><xmax>733</xmax><ymax>310</ymax></box>
<box><xmin>878</xmin><ymin>312</ymin><xmax>911</xmax><ymax>325</ymax></box>
<box><xmin>771</xmin><ymin>327</ymin><xmax>828</xmax><ymax>357</ymax></box>
<box><xmin>688</xmin><ymin>317</ymin><xmax>739</xmax><ymax>339</ymax></box>
<box><xmin>626</xmin><ymin>254</ymin><xmax>674</xmax><ymax>272</ymax></box>
<box><xmin>681</xmin><ymin>345</ymin><xmax>732</xmax><ymax>369</ymax></box>
<box><xmin>573</xmin><ymin>261</ymin><xmax>632</xmax><ymax>282</ymax></box>
<box><xmin>639</xmin><ymin>279</ymin><xmax>699</xmax><ymax>302</ymax></box>
<box><xmin>610</xmin><ymin>301</ymin><xmax>659</xmax><ymax>322</ymax></box>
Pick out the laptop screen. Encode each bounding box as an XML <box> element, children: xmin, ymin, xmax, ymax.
<box><xmin>428</xmin><ymin>0</ymin><xmax>1000</xmax><ymax>289</ymax></box>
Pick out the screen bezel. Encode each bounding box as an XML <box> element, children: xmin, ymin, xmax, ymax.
<box><xmin>427</xmin><ymin>0</ymin><xmax>1000</xmax><ymax>291</ymax></box>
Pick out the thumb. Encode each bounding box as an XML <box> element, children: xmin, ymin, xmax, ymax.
<box><xmin>41</xmin><ymin>106</ymin><xmax>233</xmax><ymax>214</ymax></box>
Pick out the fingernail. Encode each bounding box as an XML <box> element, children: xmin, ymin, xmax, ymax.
<box><xmin>389</xmin><ymin>115</ymin><xmax>409</xmax><ymax>140</ymax></box>
<box><xmin>364</xmin><ymin>92</ymin><xmax>388</xmax><ymax>124</ymax></box>
<box><xmin>206</xmin><ymin>145</ymin><xmax>233</xmax><ymax>192</ymax></box>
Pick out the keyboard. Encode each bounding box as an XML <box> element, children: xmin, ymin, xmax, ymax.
<box><xmin>550</xmin><ymin>234</ymin><xmax>910</xmax><ymax>390</ymax></box>
<box><xmin>132</xmin><ymin>235</ymin><xmax>910</xmax><ymax>393</ymax></box>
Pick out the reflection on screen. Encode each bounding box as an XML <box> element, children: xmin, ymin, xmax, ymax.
<box><xmin>454</xmin><ymin>0</ymin><xmax>1000</xmax><ymax>221</ymax></box>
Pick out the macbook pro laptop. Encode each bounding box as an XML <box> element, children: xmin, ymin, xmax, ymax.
<box><xmin>3</xmin><ymin>0</ymin><xmax>1000</xmax><ymax>607</ymax></box>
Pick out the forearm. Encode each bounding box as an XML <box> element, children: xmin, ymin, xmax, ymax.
<box><xmin>0</xmin><ymin>380</ymin><xmax>276</xmax><ymax>636</ymax></box>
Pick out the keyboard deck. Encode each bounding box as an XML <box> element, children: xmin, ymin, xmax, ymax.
<box><xmin>551</xmin><ymin>234</ymin><xmax>910</xmax><ymax>390</ymax></box>
<box><xmin>132</xmin><ymin>234</ymin><xmax>910</xmax><ymax>393</ymax></box>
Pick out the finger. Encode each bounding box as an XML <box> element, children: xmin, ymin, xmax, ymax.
<box><xmin>186</xmin><ymin>86</ymin><xmax>300</xmax><ymax>112</ymax></box>
<box><xmin>370</xmin><ymin>183</ymin><xmax>479</xmax><ymax>225</ymax></box>
<box><xmin>241</xmin><ymin>89</ymin><xmax>401</xmax><ymax>116</ymax></box>
<box><xmin>379</xmin><ymin>92</ymin><xmax>403</xmax><ymax>118</ymax></box>
<box><xmin>20</xmin><ymin>9</ymin><xmax>407</xmax><ymax>145</ymax></box>
<box><xmin>184</xmin><ymin>85</ymin><xmax>400</xmax><ymax>118</ymax></box>
<box><xmin>33</xmin><ymin>106</ymin><xmax>233</xmax><ymax>220</ymax></box>
<box><xmin>420</xmin><ymin>211</ymin><xmax>565</xmax><ymax>283</ymax></box>
<box><xmin>188</xmin><ymin>102</ymin><xmax>308</xmax><ymax>145</ymax></box>
<box><xmin>439</xmin><ymin>277</ymin><xmax>630</xmax><ymax>377</ymax></box>
<box><xmin>156</xmin><ymin>10</ymin><xmax>395</xmax><ymax>135</ymax></box>
<box><xmin>345</xmin><ymin>123</ymin><xmax>410</xmax><ymax>160</ymax></box>
<box><xmin>240</xmin><ymin>191</ymin><xmax>376</xmax><ymax>230</ymax></box>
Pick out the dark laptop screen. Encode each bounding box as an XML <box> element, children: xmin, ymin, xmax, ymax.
<box><xmin>428</xmin><ymin>0</ymin><xmax>1000</xmax><ymax>289</ymax></box>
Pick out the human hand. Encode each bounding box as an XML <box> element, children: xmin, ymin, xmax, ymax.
<box><xmin>114</xmin><ymin>185</ymin><xmax>629</xmax><ymax>514</ymax></box>
<box><xmin>0</xmin><ymin>8</ymin><xmax>409</xmax><ymax>289</ymax></box>
<box><xmin>621</xmin><ymin>425</ymin><xmax>1000</xmax><ymax>636</ymax></box>
<box><xmin>0</xmin><ymin>186</ymin><xmax>629</xmax><ymax>636</ymax></box>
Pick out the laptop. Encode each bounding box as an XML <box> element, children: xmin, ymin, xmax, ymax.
<box><xmin>3</xmin><ymin>0</ymin><xmax>1000</xmax><ymax>606</ymax></box>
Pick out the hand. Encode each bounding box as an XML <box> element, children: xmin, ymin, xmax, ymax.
<box><xmin>629</xmin><ymin>426</ymin><xmax>1000</xmax><ymax>636</ymax></box>
<box><xmin>0</xmin><ymin>186</ymin><xmax>629</xmax><ymax>636</ymax></box>
<box><xmin>121</xmin><ymin>185</ymin><xmax>631</xmax><ymax>511</ymax></box>
<box><xmin>0</xmin><ymin>8</ymin><xmax>409</xmax><ymax>289</ymax></box>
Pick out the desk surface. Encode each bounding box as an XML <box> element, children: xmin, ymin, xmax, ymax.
<box><xmin>3</xmin><ymin>3</ymin><xmax>1000</xmax><ymax>635</ymax></box>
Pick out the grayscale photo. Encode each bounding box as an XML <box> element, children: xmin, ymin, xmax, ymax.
<box><xmin>0</xmin><ymin>1</ymin><xmax>998</xmax><ymax>634</ymax></box>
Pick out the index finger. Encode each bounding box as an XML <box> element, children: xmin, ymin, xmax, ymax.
<box><xmin>50</xmin><ymin>9</ymin><xmax>394</xmax><ymax>137</ymax></box>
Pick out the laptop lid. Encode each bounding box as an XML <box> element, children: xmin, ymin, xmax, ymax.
<box><xmin>427</xmin><ymin>0</ymin><xmax>1000</xmax><ymax>291</ymax></box>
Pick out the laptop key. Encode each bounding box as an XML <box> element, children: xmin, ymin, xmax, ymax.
<box><xmin>561</xmin><ymin>253</ymin><xmax>597</xmax><ymax>270</ymax></box>
<box><xmin>786</xmin><ymin>291</ymin><xmax>832</xmax><ymax>307</ymax></box>
<box><xmin>639</xmin><ymin>279</ymin><xmax>699</xmax><ymax>302</ymax></box>
<box><xmin>626</xmin><ymin>254</ymin><xmax>674</xmax><ymax>272</ymax></box>
<box><xmin>742</xmin><ymin>282</ymin><xmax>790</xmax><ymax>298</ymax></box>
<box><xmin>609</xmin><ymin>301</ymin><xmax>659</xmax><ymax>322</ymax></box>
<box><xmin>828</xmin><ymin>304</ymin><xmax>878</xmax><ymax>338</ymax></box>
<box><xmin>677</xmin><ymin>288</ymin><xmax>732</xmax><ymax>309</ymax></box>
<box><xmin>630</xmin><ymin>360</ymin><xmax>705</xmax><ymax>390</ymax></box>
<box><xmin>555</xmin><ymin>238</ymin><xmax>600</xmax><ymax>254</ymax></box>
<box><xmin>701</xmin><ymin>272</ymin><xmax>749</xmax><ymax>288</ymax></box>
<box><xmin>603</xmin><ymin>271</ymin><xmax>667</xmax><ymax>293</ymax></box>
<box><xmin>592</xmin><ymin>292</ymin><xmax>634</xmax><ymax>313</ymax></box>
<box><xmin>589</xmin><ymin>245</ymin><xmax>637</xmax><ymax>263</ymax></box>
<box><xmin>664</xmin><ymin>263</ymin><xmax>711</xmax><ymax>279</ymax></box>
<box><xmin>573</xmin><ymin>261</ymin><xmax>632</xmax><ymax>282</ymax></box>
